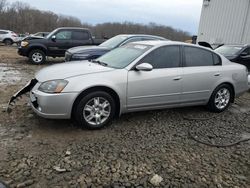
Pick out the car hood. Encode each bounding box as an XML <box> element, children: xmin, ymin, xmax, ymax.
<box><xmin>67</xmin><ymin>46</ymin><xmax>110</xmax><ymax>54</ymax></box>
<box><xmin>35</xmin><ymin>61</ymin><xmax>114</xmax><ymax>82</ymax></box>
<box><xmin>224</xmin><ymin>55</ymin><xmax>238</xmax><ymax>61</ymax></box>
<box><xmin>23</xmin><ymin>36</ymin><xmax>44</xmax><ymax>41</ymax></box>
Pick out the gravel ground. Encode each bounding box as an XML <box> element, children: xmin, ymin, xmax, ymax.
<box><xmin>0</xmin><ymin>46</ymin><xmax>250</xmax><ymax>188</ymax></box>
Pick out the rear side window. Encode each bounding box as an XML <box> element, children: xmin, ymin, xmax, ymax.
<box><xmin>141</xmin><ymin>46</ymin><xmax>180</xmax><ymax>69</ymax></box>
<box><xmin>184</xmin><ymin>46</ymin><xmax>214</xmax><ymax>67</ymax></box>
<box><xmin>0</xmin><ymin>31</ymin><xmax>8</xmax><ymax>34</ymax></box>
<box><xmin>72</xmin><ymin>31</ymin><xmax>90</xmax><ymax>40</ymax></box>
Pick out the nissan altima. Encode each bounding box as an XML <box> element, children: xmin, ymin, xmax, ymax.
<box><xmin>8</xmin><ymin>41</ymin><xmax>250</xmax><ymax>129</ymax></box>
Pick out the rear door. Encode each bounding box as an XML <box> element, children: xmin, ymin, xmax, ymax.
<box><xmin>71</xmin><ymin>30</ymin><xmax>93</xmax><ymax>47</ymax></box>
<box><xmin>181</xmin><ymin>46</ymin><xmax>223</xmax><ymax>104</ymax></box>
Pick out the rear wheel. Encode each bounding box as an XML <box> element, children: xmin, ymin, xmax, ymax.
<box><xmin>29</xmin><ymin>49</ymin><xmax>46</xmax><ymax>64</ymax></box>
<box><xmin>3</xmin><ymin>39</ymin><xmax>13</xmax><ymax>45</ymax></box>
<box><xmin>74</xmin><ymin>91</ymin><xmax>116</xmax><ymax>129</ymax></box>
<box><xmin>207</xmin><ymin>84</ymin><xmax>233</xmax><ymax>112</ymax></box>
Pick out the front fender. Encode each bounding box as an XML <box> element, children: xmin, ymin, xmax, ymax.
<box><xmin>63</xmin><ymin>69</ymin><xmax>128</xmax><ymax>113</ymax></box>
<box><xmin>27</xmin><ymin>43</ymin><xmax>48</xmax><ymax>54</ymax></box>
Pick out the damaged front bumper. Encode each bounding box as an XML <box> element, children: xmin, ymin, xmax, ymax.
<box><xmin>8</xmin><ymin>79</ymin><xmax>77</xmax><ymax>119</ymax></box>
<box><xmin>7</xmin><ymin>79</ymin><xmax>38</xmax><ymax>113</ymax></box>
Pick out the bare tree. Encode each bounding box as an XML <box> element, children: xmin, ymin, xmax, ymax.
<box><xmin>0</xmin><ymin>0</ymin><xmax>191</xmax><ymax>41</ymax></box>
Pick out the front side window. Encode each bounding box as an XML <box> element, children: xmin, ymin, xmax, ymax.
<box><xmin>184</xmin><ymin>46</ymin><xmax>214</xmax><ymax>67</ymax></box>
<box><xmin>72</xmin><ymin>31</ymin><xmax>90</xmax><ymax>40</ymax></box>
<box><xmin>141</xmin><ymin>46</ymin><xmax>180</xmax><ymax>69</ymax></box>
<box><xmin>55</xmin><ymin>31</ymin><xmax>72</xmax><ymax>40</ymax></box>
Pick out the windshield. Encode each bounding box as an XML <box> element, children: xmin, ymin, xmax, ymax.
<box><xmin>45</xmin><ymin>29</ymin><xmax>57</xmax><ymax>39</ymax></box>
<box><xmin>215</xmin><ymin>46</ymin><xmax>243</xmax><ymax>56</ymax></box>
<box><xmin>99</xmin><ymin>35</ymin><xmax>129</xmax><ymax>48</ymax></box>
<box><xmin>96</xmin><ymin>44</ymin><xmax>152</xmax><ymax>69</ymax></box>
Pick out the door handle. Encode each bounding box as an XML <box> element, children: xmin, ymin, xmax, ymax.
<box><xmin>214</xmin><ymin>73</ymin><xmax>220</xmax><ymax>76</ymax></box>
<box><xmin>173</xmin><ymin>76</ymin><xmax>182</xmax><ymax>81</ymax></box>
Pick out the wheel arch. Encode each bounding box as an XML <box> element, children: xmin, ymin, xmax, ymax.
<box><xmin>3</xmin><ymin>38</ymin><xmax>13</xmax><ymax>43</ymax></box>
<box><xmin>212</xmin><ymin>82</ymin><xmax>235</xmax><ymax>103</ymax></box>
<box><xmin>27</xmin><ymin>45</ymin><xmax>47</xmax><ymax>56</ymax></box>
<box><xmin>71</xmin><ymin>86</ymin><xmax>121</xmax><ymax>119</ymax></box>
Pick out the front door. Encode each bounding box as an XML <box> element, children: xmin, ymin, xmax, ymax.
<box><xmin>127</xmin><ymin>45</ymin><xmax>182</xmax><ymax>111</ymax></box>
<box><xmin>47</xmin><ymin>30</ymin><xmax>73</xmax><ymax>56</ymax></box>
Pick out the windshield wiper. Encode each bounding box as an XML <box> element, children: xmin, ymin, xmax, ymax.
<box><xmin>90</xmin><ymin>59</ymin><xmax>108</xmax><ymax>67</ymax></box>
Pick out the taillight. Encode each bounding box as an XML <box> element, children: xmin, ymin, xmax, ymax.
<box><xmin>11</xmin><ymin>32</ymin><xmax>17</xmax><ymax>37</ymax></box>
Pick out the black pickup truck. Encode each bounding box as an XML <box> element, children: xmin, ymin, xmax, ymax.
<box><xmin>18</xmin><ymin>27</ymin><xmax>105</xmax><ymax>64</ymax></box>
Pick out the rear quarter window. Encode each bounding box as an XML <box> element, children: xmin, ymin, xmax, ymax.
<box><xmin>213</xmin><ymin>53</ymin><xmax>222</xmax><ymax>65</ymax></box>
<box><xmin>72</xmin><ymin>31</ymin><xmax>90</xmax><ymax>40</ymax></box>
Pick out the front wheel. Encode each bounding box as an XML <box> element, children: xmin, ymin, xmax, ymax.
<box><xmin>29</xmin><ymin>49</ymin><xmax>46</xmax><ymax>64</ymax></box>
<box><xmin>207</xmin><ymin>84</ymin><xmax>233</xmax><ymax>112</ymax></box>
<box><xmin>74</xmin><ymin>91</ymin><xmax>116</xmax><ymax>129</ymax></box>
<box><xmin>4</xmin><ymin>39</ymin><xmax>13</xmax><ymax>45</ymax></box>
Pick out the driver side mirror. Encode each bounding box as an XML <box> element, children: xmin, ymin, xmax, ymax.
<box><xmin>51</xmin><ymin>35</ymin><xmax>56</xmax><ymax>42</ymax></box>
<box><xmin>240</xmin><ymin>52</ymin><xmax>250</xmax><ymax>59</ymax></box>
<box><xmin>135</xmin><ymin>63</ymin><xmax>153</xmax><ymax>71</ymax></box>
<box><xmin>241</xmin><ymin>52</ymin><xmax>248</xmax><ymax>57</ymax></box>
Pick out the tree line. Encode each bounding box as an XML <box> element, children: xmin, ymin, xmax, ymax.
<box><xmin>0</xmin><ymin>0</ymin><xmax>191</xmax><ymax>41</ymax></box>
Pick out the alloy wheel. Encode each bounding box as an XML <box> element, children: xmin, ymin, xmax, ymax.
<box><xmin>32</xmin><ymin>52</ymin><xmax>43</xmax><ymax>63</ymax></box>
<box><xmin>83</xmin><ymin>97</ymin><xmax>111</xmax><ymax>126</ymax></box>
<box><xmin>214</xmin><ymin>88</ymin><xmax>230</xmax><ymax>110</ymax></box>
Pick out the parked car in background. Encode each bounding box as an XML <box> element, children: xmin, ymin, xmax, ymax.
<box><xmin>9</xmin><ymin>41</ymin><xmax>249</xmax><ymax>129</ymax></box>
<box><xmin>215</xmin><ymin>45</ymin><xmax>250</xmax><ymax>71</ymax></box>
<box><xmin>65</xmin><ymin>34</ymin><xmax>166</xmax><ymax>61</ymax></box>
<box><xmin>0</xmin><ymin>29</ymin><xmax>18</xmax><ymax>45</ymax></box>
<box><xmin>17</xmin><ymin>27</ymin><xmax>105</xmax><ymax>64</ymax></box>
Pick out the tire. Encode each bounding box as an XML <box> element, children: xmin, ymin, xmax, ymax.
<box><xmin>3</xmin><ymin>39</ymin><xmax>13</xmax><ymax>45</ymax></box>
<box><xmin>207</xmin><ymin>84</ymin><xmax>233</xmax><ymax>113</ymax></box>
<box><xmin>29</xmin><ymin>49</ymin><xmax>46</xmax><ymax>64</ymax></box>
<box><xmin>74</xmin><ymin>91</ymin><xmax>116</xmax><ymax>129</ymax></box>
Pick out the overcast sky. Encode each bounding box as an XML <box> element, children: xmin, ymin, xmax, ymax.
<box><xmin>8</xmin><ymin>0</ymin><xmax>203</xmax><ymax>34</ymax></box>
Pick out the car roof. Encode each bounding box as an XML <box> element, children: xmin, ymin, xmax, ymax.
<box><xmin>131</xmin><ymin>40</ymin><xmax>222</xmax><ymax>53</ymax></box>
<box><xmin>0</xmin><ymin>29</ymin><xmax>11</xmax><ymax>32</ymax></box>
<box><xmin>117</xmin><ymin>34</ymin><xmax>166</xmax><ymax>40</ymax></box>
<box><xmin>56</xmin><ymin>27</ymin><xmax>90</xmax><ymax>31</ymax></box>
<box><xmin>218</xmin><ymin>44</ymin><xmax>250</xmax><ymax>48</ymax></box>
<box><xmin>133</xmin><ymin>40</ymin><xmax>208</xmax><ymax>48</ymax></box>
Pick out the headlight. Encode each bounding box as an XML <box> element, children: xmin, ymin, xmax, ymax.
<box><xmin>21</xmin><ymin>41</ymin><xmax>29</xmax><ymax>47</ymax></box>
<box><xmin>72</xmin><ymin>53</ymin><xmax>90</xmax><ymax>59</ymax></box>
<box><xmin>38</xmin><ymin>80</ymin><xmax>68</xmax><ymax>93</ymax></box>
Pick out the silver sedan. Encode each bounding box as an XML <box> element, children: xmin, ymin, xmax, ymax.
<box><xmin>9</xmin><ymin>41</ymin><xmax>250</xmax><ymax>129</ymax></box>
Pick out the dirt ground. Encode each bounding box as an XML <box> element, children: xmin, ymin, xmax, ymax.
<box><xmin>0</xmin><ymin>46</ymin><xmax>250</xmax><ymax>188</ymax></box>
